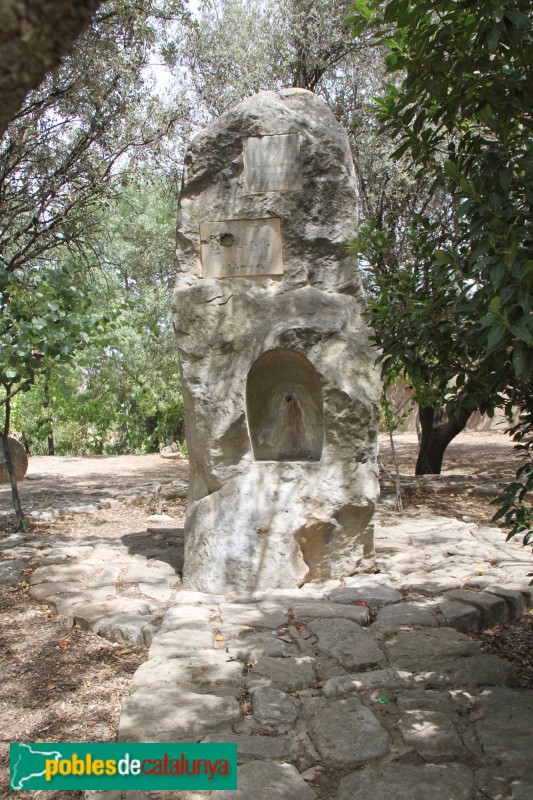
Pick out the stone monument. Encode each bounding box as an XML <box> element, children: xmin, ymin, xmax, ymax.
<box><xmin>172</xmin><ymin>88</ymin><xmax>380</xmax><ymax>593</ymax></box>
<box><xmin>0</xmin><ymin>436</ymin><xmax>28</xmax><ymax>484</ymax></box>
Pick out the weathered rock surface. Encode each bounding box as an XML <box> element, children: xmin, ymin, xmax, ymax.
<box><xmin>374</xmin><ymin>601</ymin><xmax>438</xmax><ymax>631</ymax></box>
<box><xmin>338</xmin><ymin>764</ymin><xmax>475</xmax><ymax>800</ymax></box>
<box><xmin>308</xmin><ymin>697</ymin><xmax>390</xmax><ymax>766</ymax></box>
<box><xmin>202</xmin><ymin>732</ymin><xmax>292</xmax><ymax>762</ymax></box>
<box><xmin>130</xmin><ymin>653</ymin><xmax>243</xmax><ymax>695</ymax></box>
<box><xmin>225</xmin><ymin>761</ymin><xmax>316</xmax><ymax>800</ymax></box>
<box><xmin>173</xmin><ymin>88</ymin><xmax>380</xmax><ymax>592</ymax></box>
<box><xmin>3</xmin><ymin>505</ymin><xmax>531</xmax><ymax>800</ymax></box>
<box><xmin>474</xmin><ymin>688</ymin><xmax>533</xmax><ymax>775</ymax></box>
<box><xmin>307</xmin><ymin>618</ymin><xmax>385</xmax><ymax>670</ymax></box>
<box><xmin>0</xmin><ymin>436</ymin><xmax>28</xmax><ymax>483</ymax></box>
<box><xmin>92</xmin><ymin>613</ymin><xmax>155</xmax><ymax>646</ymax></box>
<box><xmin>322</xmin><ymin>669</ymin><xmax>412</xmax><ymax>699</ymax></box>
<box><xmin>252</xmin><ymin>687</ymin><xmax>300</xmax><ymax>728</ymax></box>
<box><xmin>225</xmin><ymin>631</ymin><xmax>290</xmax><ymax>660</ymax></box>
<box><xmin>383</xmin><ymin>627</ymin><xmax>481</xmax><ymax>671</ymax></box>
<box><xmin>326</xmin><ymin>584</ymin><xmax>402</xmax><ymax>607</ymax></box>
<box><xmin>293</xmin><ymin>601</ymin><xmax>369</xmax><ymax>624</ymax></box>
<box><xmin>118</xmin><ymin>689</ymin><xmax>241</xmax><ymax>742</ymax></box>
<box><xmin>0</xmin><ymin>558</ymin><xmax>28</xmax><ymax>585</ymax></box>
<box><xmin>398</xmin><ymin>709</ymin><xmax>464</xmax><ymax>756</ymax></box>
<box><xmin>246</xmin><ymin>655</ymin><xmax>317</xmax><ymax>692</ymax></box>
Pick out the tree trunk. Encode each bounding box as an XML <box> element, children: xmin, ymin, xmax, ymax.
<box><xmin>44</xmin><ymin>378</ymin><xmax>55</xmax><ymax>455</ymax></box>
<box><xmin>0</xmin><ymin>0</ymin><xmax>104</xmax><ymax>135</ymax></box>
<box><xmin>2</xmin><ymin>398</ymin><xmax>24</xmax><ymax>530</ymax></box>
<box><xmin>415</xmin><ymin>406</ymin><xmax>471</xmax><ymax>475</ymax></box>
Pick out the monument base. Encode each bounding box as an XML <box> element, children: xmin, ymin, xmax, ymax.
<box><xmin>182</xmin><ymin>457</ymin><xmax>376</xmax><ymax>593</ymax></box>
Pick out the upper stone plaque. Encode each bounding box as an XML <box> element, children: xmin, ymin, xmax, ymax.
<box><xmin>244</xmin><ymin>133</ymin><xmax>302</xmax><ymax>194</ymax></box>
<box><xmin>200</xmin><ymin>218</ymin><xmax>283</xmax><ymax>278</ymax></box>
<box><xmin>175</xmin><ymin>88</ymin><xmax>362</xmax><ymax>293</ymax></box>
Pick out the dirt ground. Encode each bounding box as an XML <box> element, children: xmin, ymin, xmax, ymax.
<box><xmin>0</xmin><ymin>431</ymin><xmax>531</xmax><ymax>799</ymax></box>
<box><xmin>378</xmin><ymin>430</ymin><xmax>525</xmax><ymax>521</ymax></box>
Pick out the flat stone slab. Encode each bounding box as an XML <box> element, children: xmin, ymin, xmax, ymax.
<box><xmin>160</xmin><ymin>605</ymin><xmax>212</xmax><ymax>631</ymax></box>
<box><xmin>399</xmin><ymin>710</ymin><xmax>463</xmax><ymax>756</ymax></box>
<box><xmin>252</xmin><ymin>687</ymin><xmax>300</xmax><ymax>727</ymax></box>
<box><xmin>446</xmin><ymin>589</ymin><xmax>509</xmax><ymax>626</ymax></box>
<box><xmin>322</xmin><ymin>669</ymin><xmax>413</xmax><ymax>699</ymax></box>
<box><xmin>396</xmin><ymin>689</ymin><xmax>455</xmax><ymax>714</ymax></box>
<box><xmin>66</xmin><ymin>599</ymin><xmax>145</xmax><ymax>630</ymax></box>
<box><xmin>383</xmin><ymin>627</ymin><xmax>481</xmax><ymax>671</ymax></box>
<box><xmin>92</xmin><ymin>613</ymin><xmax>156</xmax><ymax>646</ymax></box>
<box><xmin>438</xmin><ymin>600</ymin><xmax>481</xmax><ymax>633</ymax></box>
<box><xmin>46</xmin><ymin>586</ymin><xmax>118</xmax><ymax>614</ymax></box>
<box><xmin>118</xmin><ymin>689</ymin><xmax>241</xmax><ymax>742</ymax></box>
<box><xmin>130</xmin><ymin>654</ymin><xmax>243</xmax><ymax>695</ymax></box>
<box><xmin>28</xmin><ymin>581</ymin><xmax>81</xmax><ymax>601</ymax></box>
<box><xmin>202</xmin><ymin>732</ymin><xmax>291</xmax><ymax>761</ymax></box>
<box><xmin>0</xmin><ymin>559</ymin><xmax>28</xmax><ymax>586</ymax></box>
<box><xmin>512</xmin><ymin>780</ymin><xmax>533</xmax><ymax>799</ymax></box>
<box><xmin>120</xmin><ymin>559</ymin><xmax>178</xmax><ymax>584</ymax></box>
<box><xmin>306</xmin><ymin>618</ymin><xmax>385</xmax><ymax>670</ymax></box>
<box><xmin>175</xmin><ymin>590</ymin><xmax>226</xmax><ymax>605</ymax></box>
<box><xmin>293</xmin><ymin>601</ymin><xmax>368</xmax><ymax>625</ymax></box>
<box><xmin>30</xmin><ymin>563</ymin><xmax>95</xmax><ymax>584</ymax></box>
<box><xmin>229</xmin><ymin>588</ymin><xmax>318</xmax><ymax>603</ymax></box>
<box><xmin>399</xmin><ymin>573</ymin><xmax>464</xmax><ymax>595</ymax></box>
<box><xmin>486</xmin><ymin>587</ymin><xmax>528</xmax><ymax>618</ymax></box>
<box><xmin>412</xmin><ymin>654</ymin><xmax>516</xmax><ymax>688</ymax></box>
<box><xmin>326</xmin><ymin>584</ymin><xmax>402</xmax><ymax>607</ymax></box>
<box><xmin>338</xmin><ymin>763</ymin><xmax>475</xmax><ymax>800</ymax></box>
<box><xmin>308</xmin><ymin>696</ymin><xmax>390</xmax><ymax>766</ymax></box>
<box><xmin>225</xmin><ymin>632</ymin><xmax>290</xmax><ymax>660</ymax></box>
<box><xmin>149</xmin><ymin>628</ymin><xmax>215</xmax><ymax>658</ymax></box>
<box><xmin>219</xmin><ymin>603</ymin><xmax>287</xmax><ymax>631</ymax></box>
<box><xmin>160</xmin><ymin>481</ymin><xmax>188</xmax><ymax>498</ymax></box>
<box><xmin>374</xmin><ymin>601</ymin><xmax>438</xmax><ymax>631</ymax></box>
<box><xmin>475</xmin><ymin>688</ymin><xmax>533</xmax><ymax>773</ymax></box>
<box><xmin>138</xmin><ymin>581</ymin><xmax>174</xmax><ymax>601</ymax></box>
<box><xmin>224</xmin><ymin>760</ymin><xmax>316</xmax><ymax>800</ymax></box>
<box><xmin>343</xmin><ymin>573</ymin><xmax>395</xmax><ymax>587</ymax></box>
<box><xmin>245</xmin><ymin>656</ymin><xmax>316</xmax><ymax>692</ymax></box>
<box><xmin>86</xmin><ymin>566</ymin><xmax>123</xmax><ymax>588</ymax></box>
<box><xmin>0</xmin><ymin>534</ymin><xmax>23</xmax><ymax>549</ymax></box>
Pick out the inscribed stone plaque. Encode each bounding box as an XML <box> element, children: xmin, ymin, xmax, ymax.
<box><xmin>244</xmin><ymin>134</ymin><xmax>302</xmax><ymax>194</ymax></box>
<box><xmin>200</xmin><ymin>218</ymin><xmax>283</xmax><ymax>278</ymax></box>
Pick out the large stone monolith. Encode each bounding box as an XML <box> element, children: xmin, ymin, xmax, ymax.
<box><xmin>172</xmin><ymin>88</ymin><xmax>380</xmax><ymax>592</ymax></box>
<box><xmin>0</xmin><ymin>437</ymin><xmax>28</xmax><ymax>484</ymax></box>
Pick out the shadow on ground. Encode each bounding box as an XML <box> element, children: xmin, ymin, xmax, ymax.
<box><xmin>120</xmin><ymin>529</ymin><xmax>185</xmax><ymax>574</ymax></box>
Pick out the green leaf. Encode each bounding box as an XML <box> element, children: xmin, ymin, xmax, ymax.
<box><xmin>490</xmin><ymin>263</ymin><xmax>505</xmax><ymax>289</ymax></box>
<box><xmin>504</xmin><ymin>8</ymin><xmax>531</xmax><ymax>28</ymax></box>
<box><xmin>512</xmin><ymin>343</ymin><xmax>528</xmax><ymax>377</ymax></box>
<box><xmin>509</xmin><ymin>318</ymin><xmax>533</xmax><ymax>343</ymax></box>
<box><xmin>499</xmin><ymin>168</ymin><xmax>513</xmax><ymax>191</ymax></box>
<box><xmin>486</xmin><ymin>23</ymin><xmax>501</xmax><ymax>52</ymax></box>
<box><xmin>434</xmin><ymin>250</ymin><xmax>455</xmax><ymax>266</ymax></box>
<box><xmin>487</xmin><ymin>322</ymin><xmax>507</xmax><ymax>351</ymax></box>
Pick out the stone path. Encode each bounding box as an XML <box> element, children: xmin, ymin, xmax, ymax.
<box><xmin>1</xmin><ymin>511</ymin><xmax>532</xmax><ymax>800</ymax></box>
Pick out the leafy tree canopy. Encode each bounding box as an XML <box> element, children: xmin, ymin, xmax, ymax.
<box><xmin>349</xmin><ymin>0</ymin><xmax>533</xmax><ymax>537</ymax></box>
<box><xmin>0</xmin><ymin>1</ymin><xmax>190</xmax><ymax>517</ymax></box>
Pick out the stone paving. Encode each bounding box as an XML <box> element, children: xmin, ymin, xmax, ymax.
<box><xmin>1</xmin><ymin>510</ymin><xmax>533</xmax><ymax>799</ymax></box>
